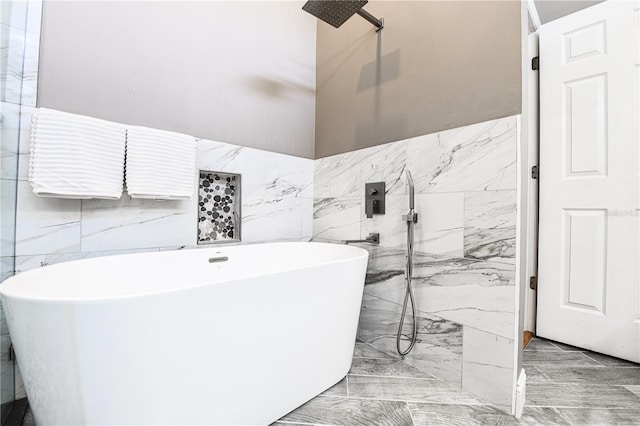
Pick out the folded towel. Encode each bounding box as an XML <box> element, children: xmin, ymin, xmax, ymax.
<box><xmin>125</xmin><ymin>126</ymin><xmax>196</xmax><ymax>200</ymax></box>
<box><xmin>29</xmin><ymin>108</ymin><xmax>126</xmax><ymax>199</ymax></box>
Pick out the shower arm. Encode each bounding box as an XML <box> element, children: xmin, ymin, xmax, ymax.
<box><xmin>357</xmin><ymin>9</ymin><xmax>384</xmax><ymax>31</ymax></box>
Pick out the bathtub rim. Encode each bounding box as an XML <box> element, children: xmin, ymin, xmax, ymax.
<box><xmin>0</xmin><ymin>242</ymin><xmax>369</xmax><ymax>304</ymax></box>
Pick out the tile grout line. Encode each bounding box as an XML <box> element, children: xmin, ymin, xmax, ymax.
<box><xmin>346</xmin><ymin>374</ymin><xmax>349</xmax><ymax>398</ymax></box>
<box><xmin>406</xmin><ymin>401</ymin><xmax>416</xmax><ymax>426</ymax></box>
<box><xmin>530</xmin><ymin>364</ymin><xmax>640</xmax><ymax>370</ymax></box>
<box><xmin>352</xmin><ymin>356</ymin><xmax>397</xmax><ymax>360</ymax></box>
<box><xmin>552</xmin><ymin>407</ymin><xmax>576</xmax><ymax>425</ymax></box>
<box><xmin>581</xmin><ymin>352</ymin><xmax>615</xmax><ymax>366</ymax></box>
<box><xmin>528</xmin><ymin>381</ymin><xmax>640</xmax><ymax>387</ymax></box>
<box><xmin>523</xmin><ymin>363</ymin><xmax>610</xmax><ymax>368</ymax></box>
<box><xmin>525</xmin><ymin>404</ymin><xmax>640</xmax><ymax>410</ymax></box>
<box><xmin>459</xmin><ymin>326</ymin><xmax>465</xmax><ymax>389</ymax></box>
<box><xmin>528</xmin><ymin>381</ymin><xmax>640</xmax><ymax>386</ymax></box>
<box><xmin>316</xmin><ymin>393</ymin><xmax>490</xmax><ymax>407</ymax></box>
<box><xmin>362</xmin><ymin>291</ymin><xmax>516</xmax><ymax>341</ymax></box>
<box><xmin>347</xmin><ymin>373</ymin><xmax>440</xmax><ymax>381</ymax></box>
<box><xmin>547</xmin><ymin>341</ymin><xmax>570</xmax><ymax>351</ymax></box>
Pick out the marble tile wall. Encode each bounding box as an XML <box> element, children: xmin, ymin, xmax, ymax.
<box><xmin>313</xmin><ymin>115</ymin><xmax>520</xmax><ymax>413</ymax></box>
<box><xmin>12</xmin><ymin>119</ymin><xmax>314</xmax><ymax>271</ymax></box>
<box><xmin>1</xmin><ymin>0</ymin><xmax>43</xmax><ymax>409</ymax></box>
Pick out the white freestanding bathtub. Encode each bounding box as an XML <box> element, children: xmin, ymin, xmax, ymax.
<box><xmin>1</xmin><ymin>242</ymin><xmax>368</xmax><ymax>425</ymax></box>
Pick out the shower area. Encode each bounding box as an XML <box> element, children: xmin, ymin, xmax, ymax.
<box><xmin>312</xmin><ymin>116</ymin><xmax>520</xmax><ymax>412</ymax></box>
<box><xmin>309</xmin><ymin>0</ymin><xmax>521</xmax><ymax>413</ymax></box>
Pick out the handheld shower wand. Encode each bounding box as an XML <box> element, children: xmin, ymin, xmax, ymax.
<box><xmin>406</xmin><ymin>170</ymin><xmax>415</xmax><ymax>210</ymax></box>
<box><xmin>403</xmin><ymin>170</ymin><xmax>417</xmax><ymax>222</ymax></box>
<box><xmin>397</xmin><ymin>170</ymin><xmax>418</xmax><ymax>357</ymax></box>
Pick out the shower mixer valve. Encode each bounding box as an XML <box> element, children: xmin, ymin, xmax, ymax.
<box><xmin>365</xmin><ymin>182</ymin><xmax>385</xmax><ymax>218</ymax></box>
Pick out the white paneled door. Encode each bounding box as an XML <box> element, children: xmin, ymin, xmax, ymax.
<box><xmin>538</xmin><ymin>0</ymin><xmax>640</xmax><ymax>362</ymax></box>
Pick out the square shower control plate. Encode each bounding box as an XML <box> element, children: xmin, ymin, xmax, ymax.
<box><xmin>365</xmin><ymin>181</ymin><xmax>385</xmax><ymax>218</ymax></box>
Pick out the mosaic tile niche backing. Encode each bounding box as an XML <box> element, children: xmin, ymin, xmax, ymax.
<box><xmin>198</xmin><ymin>171</ymin><xmax>241</xmax><ymax>244</ymax></box>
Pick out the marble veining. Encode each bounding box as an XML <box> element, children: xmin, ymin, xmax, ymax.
<box><xmin>360</xmin><ymin>246</ymin><xmax>516</xmax><ymax>338</ymax></box>
<box><xmin>1</xmin><ymin>23</ymin><xmax>25</xmax><ymax>105</ymax></box>
<box><xmin>242</xmin><ymin>195</ymin><xmax>307</xmax><ymax>243</ymax></box>
<box><xmin>315</xmin><ymin>117</ymin><xmax>517</xmax><ymax>198</ymax></box>
<box><xmin>1</xmin><ymin>0</ymin><xmax>28</xmax><ymax>29</ymax></box>
<box><xmin>0</xmin><ymin>3</ymin><xmax>40</xmax><ymax>108</ymax></box>
<box><xmin>0</xmin><ymin>257</ymin><xmax>14</xmax><ymax>285</ymax></box>
<box><xmin>580</xmin><ymin>351</ymin><xmax>640</xmax><ymax>367</ymax></box>
<box><xmin>1</xmin><ymin>179</ymin><xmax>18</xmax><ymax>256</ymax></box>
<box><xmin>1</xmin><ymin>102</ymin><xmax>21</xmax><ymax>180</ymax></box>
<box><xmin>312</xmin><ymin>115</ymin><xmax>519</xmax><ymax>411</ymax></box>
<box><xmin>357</xmin><ymin>293</ymin><xmax>464</xmax><ymax>385</ymax></box>
<box><xmin>197</xmin><ymin>139</ymin><xmax>313</xmax><ymax>199</ymax></box>
<box><xmin>265</xmin><ymin>152</ymin><xmax>313</xmax><ymax>199</ymax></box>
<box><xmin>14</xmin><ymin>181</ymin><xmax>82</xmax><ymax>255</ymax></box>
<box><xmin>461</xmin><ymin>326</ymin><xmax>516</xmax><ymax>411</ymax></box>
<box><xmin>527</xmin><ymin>383</ymin><xmax>640</xmax><ymax>409</ymax></box>
<box><xmin>18</xmin><ymin>27</ymin><xmax>39</xmax><ymax>107</ymax></box>
<box><xmin>624</xmin><ymin>385</ymin><xmax>640</xmax><ymax>397</ymax></box>
<box><xmin>314</xmin><ymin>140</ymin><xmax>407</xmax><ymax>199</ymax></box>
<box><xmin>80</xmin><ymin>195</ymin><xmax>196</xmax><ymax>252</ymax></box>
<box><xmin>279</xmin><ymin>396</ymin><xmax>414</xmax><ymax>426</ymax></box>
<box><xmin>197</xmin><ymin>139</ymin><xmax>269</xmax><ymax>196</ymax></box>
<box><xmin>464</xmin><ymin>190</ymin><xmax>517</xmax><ymax>260</ymax></box>
<box><xmin>408</xmin><ymin>402</ymin><xmax>520</xmax><ymax>425</ymax></box>
<box><xmin>556</xmin><ymin>408</ymin><xmax>640</xmax><ymax>425</ymax></box>
<box><xmin>349</xmin><ymin>357</ymin><xmax>434</xmax><ymax>379</ymax></box>
<box><xmin>13</xmin><ymin>248</ymin><xmax>162</xmax><ymax>275</ymax></box>
<box><xmin>406</xmin><ymin>116</ymin><xmax>517</xmax><ymax>193</ymax></box>
<box><xmin>280</xmin><ymin>337</ymin><xmax>640</xmax><ymax>425</ymax></box>
<box><xmin>13</xmin><ymin>115</ymin><xmax>314</xmax><ymax>274</ymax></box>
<box><xmin>535</xmin><ymin>365</ymin><xmax>640</xmax><ymax>385</ymax></box>
<box><xmin>347</xmin><ymin>375</ymin><xmax>485</xmax><ymax>405</ymax></box>
<box><xmin>523</xmin><ymin>351</ymin><xmax>603</xmax><ymax>367</ymax></box>
<box><xmin>522</xmin><ymin>337</ymin><xmax>640</xmax><ymax>422</ymax></box>
<box><xmin>313</xmin><ymin>197</ymin><xmax>361</xmax><ymax>241</ymax></box>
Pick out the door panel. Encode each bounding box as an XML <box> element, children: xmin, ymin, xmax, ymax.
<box><xmin>538</xmin><ymin>0</ymin><xmax>639</xmax><ymax>362</ymax></box>
<box><xmin>564</xmin><ymin>74</ymin><xmax>608</xmax><ymax>176</ymax></box>
<box><xmin>563</xmin><ymin>209</ymin><xmax>607</xmax><ymax>313</ymax></box>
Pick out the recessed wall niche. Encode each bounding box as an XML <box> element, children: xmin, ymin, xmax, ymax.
<box><xmin>197</xmin><ymin>171</ymin><xmax>241</xmax><ymax>244</ymax></box>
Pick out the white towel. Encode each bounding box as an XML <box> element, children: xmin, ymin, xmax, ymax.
<box><xmin>125</xmin><ymin>126</ymin><xmax>195</xmax><ymax>200</ymax></box>
<box><xmin>29</xmin><ymin>108</ymin><xmax>126</xmax><ymax>199</ymax></box>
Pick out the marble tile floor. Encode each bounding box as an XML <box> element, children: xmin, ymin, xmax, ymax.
<box><xmin>275</xmin><ymin>338</ymin><xmax>640</xmax><ymax>426</ymax></box>
<box><xmin>19</xmin><ymin>338</ymin><xmax>640</xmax><ymax>425</ymax></box>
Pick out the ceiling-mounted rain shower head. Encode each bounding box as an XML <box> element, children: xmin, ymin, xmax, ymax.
<box><xmin>302</xmin><ymin>0</ymin><xmax>384</xmax><ymax>31</ymax></box>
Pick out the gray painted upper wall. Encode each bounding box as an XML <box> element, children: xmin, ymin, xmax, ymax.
<box><xmin>534</xmin><ymin>0</ymin><xmax>604</xmax><ymax>24</ymax></box>
<box><xmin>314</xmin><ymin>1</ymin><xmax>522</xmax><ymax>158</ymax></box>
<box><xmin>38</xmin><ymin>1</ymin><xmax>317</xmax><ymax>158</ymax></box>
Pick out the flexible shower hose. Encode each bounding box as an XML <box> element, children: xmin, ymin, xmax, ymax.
<box><xmin>396</xmin><ymin>219</ymin><xmax>418</xmax><ymax>357</ymax></box>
